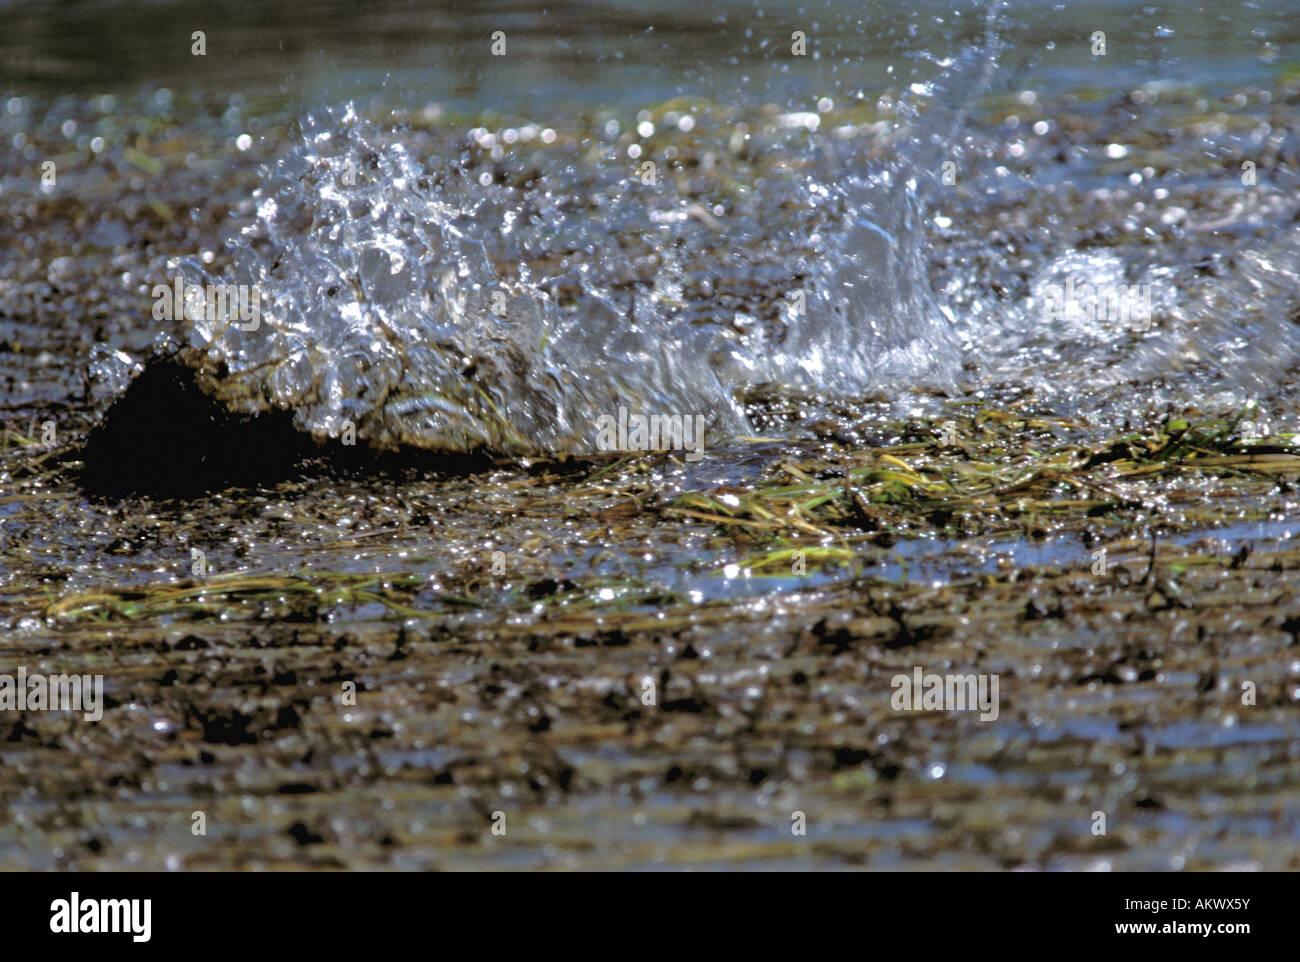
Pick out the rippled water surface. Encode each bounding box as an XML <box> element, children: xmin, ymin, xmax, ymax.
<box><xmin>2</xmin><ymin>0</ymin><xmax>1300</xmax><ymax>871</ymax></box>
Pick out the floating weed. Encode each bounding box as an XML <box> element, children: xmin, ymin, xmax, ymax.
<box><xmin>43</xmin><ymin>570</ymin><xmax>473</xmax><ymax>624</ymax></box>
<box><xmin>738</xmin><ymin>545</ymin><xmax>857</xmax><ymax>573</ymax></box>
<box><xmin>661</xmin><ymin>407</ymin><xmax>1300</xmax><ymax>551</ymax></box>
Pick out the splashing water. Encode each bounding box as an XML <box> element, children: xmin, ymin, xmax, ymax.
<box><xmin>168</xmin><ymin>101</ymin><xmax>767</xmax><ymax>455</ymax></box>
<box><xmin>127</xmin><ymin>13</ymin><xmax>1004</xmax><ymax>457</ymax></box>
<box><xmin>117</xmin><ymin>4</ymin><xmax>1300</xmax><ymax>457</ymax></box>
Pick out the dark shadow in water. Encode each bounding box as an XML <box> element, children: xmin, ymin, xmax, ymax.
<box><xmin>75</xmin><ymin>359</ymin><xmax>494</xmax><ymax>499</ymax></box>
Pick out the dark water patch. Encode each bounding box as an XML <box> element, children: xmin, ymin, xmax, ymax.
<box><xmin>77</xmin><ymin>358</ymin><xmax>317</xmax><ymax>497</ymax></box>
<box><xmin>77</xmin><ymin>356</ymin><xmax>506</xmax><ymax>498</ymax></box>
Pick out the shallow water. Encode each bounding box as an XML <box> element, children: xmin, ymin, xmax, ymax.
<box><xmin>2</xmin><ymin>0</ymin><xmax>1300</xmax><ymax>871</ymax></box>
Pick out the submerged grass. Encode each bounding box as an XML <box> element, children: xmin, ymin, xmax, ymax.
<box><xmin>22</xmin><ymin>403</ymin><xmax>1300</xmax><ymax>623</ymax></box>
<box><xmin>663</xmin><ymin>408</ymin><xmax>1300</xmax><ymax>554</ymax></box>
<box><xmin>41</xmin><ymin>570</ymin><xmax>467</xmax><ymax>623</ymax></box>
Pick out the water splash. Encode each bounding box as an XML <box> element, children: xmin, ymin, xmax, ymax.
<box><xmin>167</xmin><ymin>102</ymin><xmax>765</xmax><ymax>456</ymax></box>
<box><xmin>104</xmin><ymin>3</ymin><xmax>1300</xmax><ymax>457</ymax></box>
<box><xmin>127</xmin><ymin>12</ymin><xmax>1008</xmax><ymax>458</ymax></box>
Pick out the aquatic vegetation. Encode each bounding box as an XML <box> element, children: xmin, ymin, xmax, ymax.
<box><xmin>666</xmin><ymin>409</ymin><xmax>1300</xmax><ymax>545</ymax></box>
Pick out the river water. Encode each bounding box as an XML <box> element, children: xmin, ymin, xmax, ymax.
<box><xmin>1</xmin><ymin>0</ymin><xmax>1299</xmax><ymax>871</ymax></box>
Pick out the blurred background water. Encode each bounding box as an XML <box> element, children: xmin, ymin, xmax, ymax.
<box><xmin>2</xmin><ymin>0</ymin><xmax>1297</xmax><ymax>113</ymax></box>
